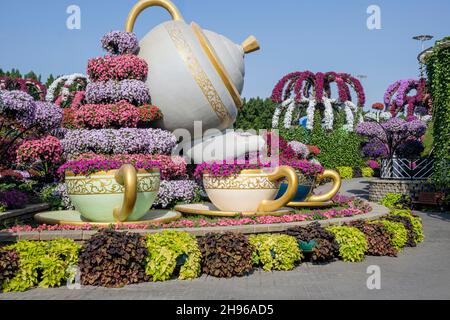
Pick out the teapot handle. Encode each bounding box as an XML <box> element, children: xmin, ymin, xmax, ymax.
<box><xmin>126</xmin><ymin>0</ymin><xmax>184</xmax><ymax>32</ymax></box>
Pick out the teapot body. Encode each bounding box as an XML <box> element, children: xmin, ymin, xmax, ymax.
<box><xmin>126</xmin><ymin>0</ymin><xmax>259</xmax><ymax>136</ymax></box>
<box><xmin>139</xmin><ymin>21</ymin><xmax>240</xmax><ymax>134</ymax></box>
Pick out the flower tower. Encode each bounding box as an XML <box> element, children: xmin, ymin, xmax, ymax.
<box><xmin>271</xmin><ymin>71</ymin><xmax>365</xmax><ymax>132</ymax></box>
<box><xmin>56</xmin><ymin>31</ymin><xmax>199</xmax><ymax>211</ymax></box>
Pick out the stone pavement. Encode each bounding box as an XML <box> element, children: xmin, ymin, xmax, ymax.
<box><xmin>1</xmin><ymin>179</ymin><xmax>449</xmax><ymax>300</ymax></box>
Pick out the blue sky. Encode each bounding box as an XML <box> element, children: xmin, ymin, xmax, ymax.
<box><xmin>0</xmin><ymin>0</ymin><xmax>449</xmax><ymax>107</ymax></box>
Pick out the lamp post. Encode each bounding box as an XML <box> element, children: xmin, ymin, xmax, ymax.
<box><xmin>413</xmin><ymin>35</ymin><xmax>433</xmax><ymax>77</ymax></box>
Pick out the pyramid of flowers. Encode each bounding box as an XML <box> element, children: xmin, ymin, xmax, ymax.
<box><xmin>57</xmin><ymin>31</ymin><xmax>199</xmax><ymax>210</ymax></box>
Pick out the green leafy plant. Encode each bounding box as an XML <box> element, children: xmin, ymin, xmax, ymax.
<box><xmin>380</xmin><ymin>193</ymin><xmax>404</xmax><ymax>209</ymax></box>
<box><xmin>2</xmin><ymin>239</ymin><xmax>80</xmax><ymax>292</ymax></box>
<box><xmin>39</xmin><ymin>184</ymin><xmax>65</xmax><ymax>210</ymax></box>
<box><xmin>384</xmin><ymin>215</ymin><xmax>416</xmax><ymax>247</ymax></box>
<box><xmin>346</xmin><ymin>220</ymin><xmax>397</xmax><ymax>257</ymax></box>
<box><xmin>0</xmin><ymin>248</ymin><xmax>20</xmax><ymax>290</ymax></box>
<box><xmin>78</xmin><ymin>229</ymin><xmax>148</xmax><ymax>288</ymax></box>
<box><xmin>391</xmin><ymin>209</ymin><xmax>424</xmax><ymax>244</ymax></box>
<box><xmin>336</xmin><ymin>166</ymin><xmax>353</xmax><ymax>180</ymax></box>
<box><xmin>373</xmin><ymin>220</ymin><xmax>408</xmax><ymax>251</ymax></box>
<box><xmin>145</xmin><ymin>231</ymin><xmax>201</xmax><ymax>282</ymax></box>
<box><xmin>248</xmin><ymin>234</ymin><xmax>302</xmax><ymax>271</ymax></box>
<box><xmin>286</xmin><ymin>222</ymin><xmax>339</xmax><ymax>263</ymax></box>
<box><xmin>361</xmin><ymin>167</ymin><xmax>375</xmax><ymax>178</ymax></box>
<box><xmin>198</xmin><ymin>232</ymin><xmax>253</xmax><ymax>278</ymax></box>
<box><xmin>424</xmin><ymin>36</ymin><xmax>450</xmax><ymax>189</ymax></box>
<box><xmin>326</xmin><ymin>226</ymin><xmax>367</xmax><ymax>262</ymax></box>
<box><xmin>234</xmin><ymin>97</ymin><xmax>277</xmax><ymax>130</ymax></box>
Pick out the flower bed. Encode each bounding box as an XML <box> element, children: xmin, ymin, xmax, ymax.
<box><xmin>86</xmin><ymin>80</ymin><xmax>151</xmax><ymax>105</ymax></box>
<box><xmin>5</xmin><ymin>195</ymin><xmax>371</xmax><ymax>232</ymax></box>
<box><xmin>0</xmin><ymin>209</ymin><xmax>424</xmax><ymax>292</ymax></box>
<box><xmin>60</xmin><ymin>128</ymin><xmax>177</xmax><ymax>157</ymax></box>
<box><xmin>87</xmin><ymin>55</ymin><xmax>148</xmax><ymax>82</ymax></box>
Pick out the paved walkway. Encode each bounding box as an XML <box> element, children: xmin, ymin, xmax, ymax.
<box><xmin>1</xmin><ymin>179</ymin><xmax>449</xmax><ymax>300</ymax></box>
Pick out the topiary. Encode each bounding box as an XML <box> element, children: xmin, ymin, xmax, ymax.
<box><xmin>336</xmin><ymin>166</ymin><xmax>353</xmax><ymax>180</ymax></box>
<box><xmin>361</xmin><ymin>167</ymin><xmax>375</xmax><ymax>178</ymax></box>
<box><xmin>198</xmin><ymin>232</ymin><xmax>253</xmax><ymax>278</ymax></box>
<box><xmin>145</xmin><ymin>231</ymin><xmax>201</xmax><ymax>282</ymax></box>
<box><xmin>391</xmin><ymin>209</ymin><xmax>424</xmax><ymax>244</ymax></box>
<box><xmin>78</xmin><ymin>229</ymin><xmax>149</xmax><ymax>288</ymax></box>
<box><xmin>286</xmin><ymin>222</ymin><xmax>339</xmax><ymax>263</ymax></box>
<box><xmin>2</xmin><ymin>239</ymin><xmax>80</xmax><ymax>292</ymax></box>
<box><xmin>248</xmin><ymin>234</ymin><xmax>302</xmax><ymax>271</ymax></box>
<box><xmin>384</xmin><ymin>215</ymin><xmax>416</xmax><ymax>247</ymax></box>
<box><xmin>326</xmin><ymin>226</ymin><xmax>368</xmax><ymax>262</ymax></box>
<box><xmin>0</xmin><ymin>248</ymin><xmax>20</xmax><ymax>291</ymax></box>
<box><xmin>373</xmin><ymin>220</ymin><xmax>408</xmax><ymax>251</ymax></box>
<box><xmin>346</xmin><ymin>220</ymin><xmax>397</xmax><ymax>257</ymax></box>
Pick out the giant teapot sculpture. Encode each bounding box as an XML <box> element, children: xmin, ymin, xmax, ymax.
<box><xmin>126</xmin><ymin>0</ymin><xmax>260</xmax><ymax>135</ymax></box>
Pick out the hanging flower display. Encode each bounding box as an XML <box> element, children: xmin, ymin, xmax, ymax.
<box><xmin>271</xmin><ymin>71</ymin><xmax>365</xmax><ymax>131</ymax></box>
<box><xmin>45</xmin><ymin>74</ymin><xmax>89</xmax><ymax>109</ymax></box>
<box><xmin>0</xmin><ymin>77</ymin><xmax>47</xmax><ymax>101</ymax></box>
<box><xmin>383</xmin><ymin>78</ymin><xmax>431</xmax><ymax>117</ymax></box>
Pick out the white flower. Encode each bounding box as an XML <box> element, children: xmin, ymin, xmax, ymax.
<box><xmin>272</xmin><ymin>98</ymin><xmax>292</xmax><ymax>129</ymax></box>
<box><xmin>323</xmin><ymin>98</ymin><xmax>334</xmax><ymax>130</ymax></box>
<box><xmin>343</xmin><ymin>101</ymin><xmax>355</xmax><ymax>132</ymax></box>
<box><xmin>379</xmin><ymin>112</ymin><xmax>392</xmax><ymax>121</ymax></box>
<box><xmin>421</xmin><ymin>115</ymin><xmax>432</xmax><ymax>122</ymax></box>
<box><xmin>283</xmin><ymin>100</ymin><xmax>297</xmax><ymax>129</ymax></box>
<box><xmin>306</xmin><ymin>98</ymin><xmax>316</xmax><ymax>130</ymax></box>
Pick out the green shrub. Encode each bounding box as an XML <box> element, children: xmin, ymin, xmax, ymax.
<box><xmin>234</xmin><ymin>97</ymin><xmax>277</xmax><ymax>130</ymax></box>
<box><xmin>391</xmin><ymin>209</ymin><xmax>425</xmax><ymax>244</ymax></box>
<box><xmin>380</xmin><ymin>193</ymin><xmax>403</xmax><ymax>209</ymax></box>
<box><xmin>39</xmin><ymin>184</ymin><xmax>64</xmax><ymax>210</ymax></box>
<box><xmin>198</xmin><ymin>232</ymin><xmax>253</xmax><ymax>278</ymax></box>
<box><xmin>79</xmin><ymin>229</ymin><xmax>148</xmax><ymax>288</ymax></box>
<box><xmin>374</xmin><ymin>220</ymin><xmax>408</xmax><ymax>251</ymax></box>
<box><xmin>336</xmin><ymin>167</ymin><xmax>353</xmax><ymax>180</ymax></box>
<box><xmin>145</xmin><ymin>231</ymin><xmax>201</xmax><ymax>281</ymax></box>
<box><xmin>2</xmin><ymin>239</ymin><xmax>80</xmax><ymax>292</ymax></box>
<box><xmin>249</xmin><ymin>234</ymin><xmax>302</xmax><ymax>271</ymax></box>
<box><xmin>361</xmin><ymin>167</ymin><xmax>375</xmax><ymax>177</ymax></box>
<box><xmin>326</xmin><ymin>226</ymin><xmax>367</xmax><ymax>262</ymax></box>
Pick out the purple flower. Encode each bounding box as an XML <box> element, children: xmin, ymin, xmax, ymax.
<box><xmin>34</xmin><ymin>101</ymin><xmax>63</xmax><ymax>131</ymax></box>
<box><xmin>154</xmin><ymin>180</ymin><xmax>200</xmax><ymax>208</ymax></box>
<box><xmin>288</xmin><ymin>141</ymin><xmax>310</xmax><ymax>159</ymax></box>
<box><xmin>86</xmin><ymin>80</ymin><xmax>151</xmax><ymax>106</ymax></box>
<box><xmin>0</xmin><ymin>90</ymin><xmax>35</xmax><ymax>126</ymax></box>
<box><xmin>61</xmin><ymin>128</ymin><xmax>177</xmax><ymax>157</ymax></box>
<box><xmin>101</xmin><ymin>31</ymin><xmax>140</xmax><ymax>55</ymax></box>
<box><xmin>58</xmin><ymin>158</ymin><xmax>161</xmax><ymax>176</ymax></box>
<box><xmin>0</xmin><ymin>190</ymin><xmax>28</xmax><ymax>210</ymax></box>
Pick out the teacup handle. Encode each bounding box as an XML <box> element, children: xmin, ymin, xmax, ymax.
<box><xmin>113</xmin><ymin>165</ymin><xmax>138</xmax><ymax>222</ymax></box>
<box><xmin>306</xmin><ymin>170</ymin><xmax>341</xmax><ymax>202</ymax></box>
<box><xmin>257</xmin><ymin>166</ymin><xmax>299</xmax><ymax>212</ymax></box>
<box><xmin>126</xmin><ymin>0</ymin><xmax>184</xmax><ymax>32</ymax></box>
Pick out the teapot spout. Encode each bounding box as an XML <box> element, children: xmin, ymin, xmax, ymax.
<box><xmin>242</xmin><ymin>35</ymin><xmax>260</xmax><ymax>54</ymax></box>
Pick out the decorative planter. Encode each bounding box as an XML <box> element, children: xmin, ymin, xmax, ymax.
<box><xmin>66</xmin><ymin>165</ymin><xmax>160</xmax><ymax>222</ymax></box>
<box><xmin>125</xmin><ymin>0</ymin><xmax>260</xmax><ymax>134</ymax></box>
<box><xmin>203</xmin><ymin>166</ymin><xmax>298</xmax><ymax>213</ymax></box>
<box><xmin>276</xmin><ymin>170</ymin><xmax>341</xmax><ymax>204</ymax></box>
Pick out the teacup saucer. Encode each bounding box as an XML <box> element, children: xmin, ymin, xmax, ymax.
<box><xmin>174</xmin><ymin>203</ymin><xmax>294</xmax><ymax>217</ymax></box>
<box><xmin>34</xmin><ymin>210</ymin><xmax>181</xmax><ymax>226</ymax></box>
<box><xmin>287</xmin><ymin>201</ymin><xmax>335</xmax><ymax>208</ymax></box>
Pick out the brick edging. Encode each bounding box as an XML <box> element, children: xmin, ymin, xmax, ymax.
<box><xmin>0</xmin><ymin>203</ymin><xmax>390</xmax><ymax>243</ymax></box>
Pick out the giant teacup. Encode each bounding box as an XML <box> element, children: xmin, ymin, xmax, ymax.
<box><xmin>66</xmin><ymin>165</ymin><xmax>160</xmax><ymax>222</ymax></box>
<box><xmin>276</xmin><ymin>170</ymin><xmax>341</xmax><ymax>204</ymax></box>
<box><xmin>203</xmin><ymin>166</ymin><xmax>298</xmax><ymax>213</ymax></box>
